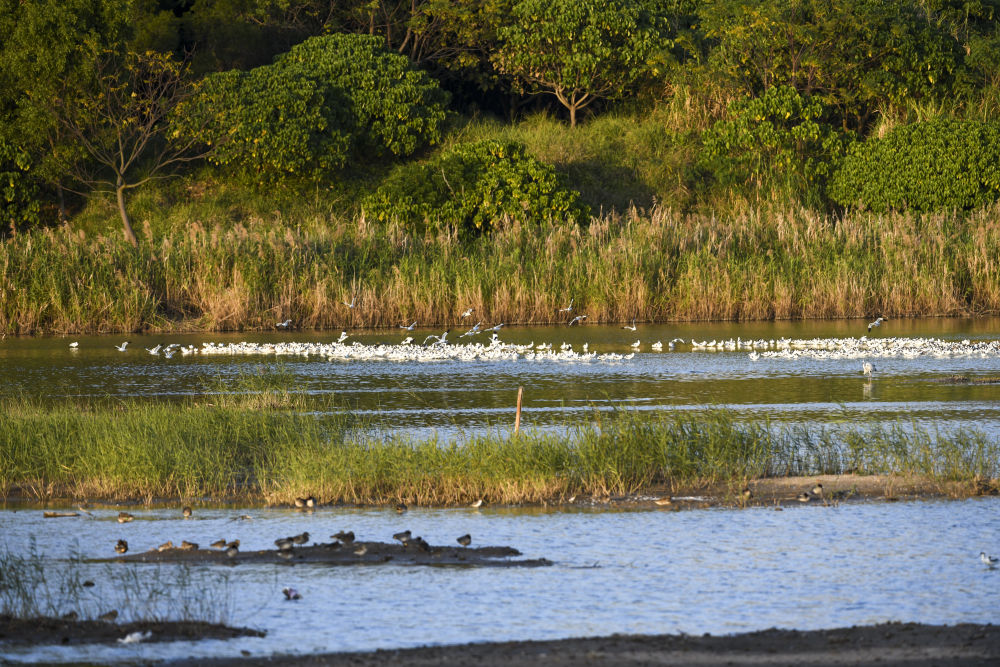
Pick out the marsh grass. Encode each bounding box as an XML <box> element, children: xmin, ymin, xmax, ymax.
<box><xmin>0</xmin><ymin>542</ymin><xmax>233</xmax><ymax>624</ymax></box>
<box><xmin>3</xmin><ymin>201</ymin><xmax>1000</xmax><ymax>334</ymax></box>
<box><xmin>0</xmin><ymin>389</ymin><xmax>996</xmax><ymax>505</ymax></box>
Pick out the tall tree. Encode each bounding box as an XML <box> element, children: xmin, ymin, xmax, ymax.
<box><xmin>493</xmin><ymin>0</ymin><xmax>667</xmax><ymax>126</ymax></box>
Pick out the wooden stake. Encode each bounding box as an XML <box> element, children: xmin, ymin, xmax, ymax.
<box><xmin>514</xmin><ymin>386</ymin><xmax>523</xmax><ymax>435</ymax></box>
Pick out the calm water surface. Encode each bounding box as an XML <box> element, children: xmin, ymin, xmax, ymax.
<box><xmin>2</xmin><ymin>318</ymin><xmax>1000</xmax><ymax>440</ymax></box>
<box><xmin>0</xmin><ymin>499</ymin><xmax>998</xmax><ymax>663</ymax></box>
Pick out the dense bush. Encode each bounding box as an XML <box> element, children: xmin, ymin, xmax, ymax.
<box><xmin>173</xmin><ymin>33</ymin><xmax>450</xmax><ymax>178</ymax></box>
<box><xmin>364</xmin><ymin>140</ymin><xmax>590</xmax><ymax>234</ymax></box>
<box><xmin>828</xmin><ymin>118</ymin><xmax>1000</xmax><ymax>213</ymax></box>
<box><xmin>0</xmin><ymin>139</ymin><xmax>40</xmax><ymax>231</ymax></box>
<box><xmin>700</xmin><ymin>86</ymin><xmax>849</xmax><ymax>201</ymax></box>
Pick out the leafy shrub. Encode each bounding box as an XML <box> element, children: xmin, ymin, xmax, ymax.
<box><xmin>828</xmin><ymin>118</ymin><xmax>1000</xmax><ymax>212</ymax></box>
<box><xmin>364</xmin><ymin>140</ymin><xmax>590</xmax><ymax>234</ymax></box>
<box><xmin>0</xmin><ymin>139</ymin><xmax>41</xmax><ymax>231</ymax></box>
<box><xmin>173</xmin><ymin>34</ymin><xmax>450</xmax><ymax>178</ymax></box>
<box><xmin>274</xmin><ymin>33</ymin><xmax>450</xmax><ymax>159</ymax></box>
<box><xmin>700</xmin><ymin>86</ymin><xmax>849</xmax><ymax>200</ymax></box>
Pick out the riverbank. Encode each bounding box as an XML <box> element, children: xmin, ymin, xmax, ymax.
<box><xmin>170</xmin><ymin>623</ymin><xmax>1000</xmax><ymax>666</ymax></box>
<box><xmin>3</xmin><ymin>203</ymin><xmax>1000</xmax><ymax>335</ymax></box>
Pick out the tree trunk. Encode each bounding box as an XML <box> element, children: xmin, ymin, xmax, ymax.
<box><xmin>57</xmin><ymin>184</ymin><xmax>67</xmax><ymax>222</ymax></box>
<box><xmin>116</xmin><ymin>176</ymin><xmax>138</xmax><ymax>247</ymax></box>
<box><xmin>569</xmin><ymin>104</ymin><xmax>577</xmax><ymax>128</ymax></box>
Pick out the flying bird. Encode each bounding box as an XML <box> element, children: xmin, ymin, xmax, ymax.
<box><xmin>276</xmin><ymin>319</ymin><xmax>292</xmax><ymax>328</ymax></box>
<box><xmin>867</xmin><ymin>317</ymin><xmax>885</xmax><ymax>331</ymax></box>
<box><xmin>114</xmin><ymin>342</ymin><xmax>129</xmax><ymax>352</ymax></box>
<box><xmin>558</xmin><ymin>299</ymin><xmax>574</xmax><ymax>313</ymax></box>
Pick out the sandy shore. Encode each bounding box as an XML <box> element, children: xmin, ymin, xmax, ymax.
<box><xmin>170</xmin><ymin>623</ymin><xmax>1000</xmax><ymax>666</ymax></box>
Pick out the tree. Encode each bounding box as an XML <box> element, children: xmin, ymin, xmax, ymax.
<box><xmin>494</xmin><ymin>0</ymin><xmax>667</xmax><ymax>126</ymax></box>
<box><xmin>0</xmin><ymin>0</ymin><xmax>132</xmax><ymax>221</ymax></box>
<box><xmin>699</xmin><ymin>0</ymin><xmax>969</xmax><ymax>131</ymax></box>
<box><xmin>55</xmin><ymin>49</ymin><xmax>205</xmax><ymax>246</ymax></box>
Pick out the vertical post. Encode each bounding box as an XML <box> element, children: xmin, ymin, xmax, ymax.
<box><xmin>514</xmin><ymin>386</ymin><xmax>523</xmax><ymax>435</ymax></box>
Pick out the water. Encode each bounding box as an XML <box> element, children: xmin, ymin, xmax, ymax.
<box><xmin>2</xmin><ymin>318</ymin><xmax>999</xmax><ymax>661</ymax></box>
<box><xmin>3</xmin><ymin>318</ymin><xmax>1000</xmax><ymax>440</ymax></box>
<box><xmin>1</xmin><ymin>498</ymin><xmax>998</xmax><ymax>663</ymax></box>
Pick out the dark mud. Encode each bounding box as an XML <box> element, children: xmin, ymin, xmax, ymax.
<box><xmin>99</xmin><ymin>540</ymin><xmax>552</xmax><ymax>568</ymax></box>
<box><xmin>0</xmin><ymin>615</ymin><xmax>264</xmax><ymax>647</ymax></box>
<box><xmin>169</xmin><ymin>622</ymin><xmax>1000</xmax><ymax>667</ymax></box>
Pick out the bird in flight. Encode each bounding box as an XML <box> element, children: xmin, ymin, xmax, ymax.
<box><xmin>424</xmin><ymin>330</ymin><xmax>449</xmax><ymax>345</ymax></box>
<box><xmin>337</xmin><ymin>331</ymin><xmax>349</xmax><ymax>343</ymax></box>
<box><xmin>568</xmin><ymin>315</ymin><xmax>587</xmax><ymax>326</ymax></box>
<box><xmin>343</xmin><ymin>296</ymin><xmax>356</xmax><ymax>309</ymax></box>
<box><xmin>867</xmin><ymin>317</ymin><xmax>885</xmax><ymax>331</ymax></box>
<box><xmin>485</xmin><ymin>323</ymin><xmax>504</xmax><ymax>333</ymax></box>
<box><xmin>460</xmin><ymin>322</ymin><xmax>482</xmax><ymax>337</ymax></box>
<box><xmin>461</xmin><ymin>308</ymin><xmax>474</xmax><ymax>318</ymax></box>
<box><xmin>400</xmin><ymin>321</ymin><xmax>417</xmax><ymax>330</ymax></box>
<box><xmin>114</xmin><ymin>342</ymin><xmax>129</xmax><ymax>352</ymax></box>
<box><xmin>622</xmin><ymin>318</ymin><xmax>637</xmax><ymax>331</ymax></box>
<box><xmin>277</xmin><ymin>319</ymin><xmax>292</xmax><ymax>328</ymax></box>
<box><xmin>558</xmin><ymin>298</ymin><xmax>574</xmax><ymax>313</ymax></box>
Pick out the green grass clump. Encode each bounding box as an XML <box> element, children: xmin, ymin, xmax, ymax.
<box><xmin>1</xmin><ymin>393</ymin><xmax>996</xmax><ymax>505</ymax></box>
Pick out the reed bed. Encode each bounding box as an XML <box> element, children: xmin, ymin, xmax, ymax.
<box><xmin>3</xmin><ymin>203</ymin><xmax>1000</xmax><ymax>334</ymax></box>
<box><xmin>1</xmin><ymin>394</ymin><xmax>995</xmax><ymax>505</ymax></box>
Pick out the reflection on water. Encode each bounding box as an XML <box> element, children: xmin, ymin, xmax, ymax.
<box><xmin>2</xmin><ymin>319</ymin><xmax>1000</xmax><ymax>440</ymax></box>
<box><xmin>1</xmin><ymin>498</ymin><xmax>998</xmax><ymax>663</ymax></box>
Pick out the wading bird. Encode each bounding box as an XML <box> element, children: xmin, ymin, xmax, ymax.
<box><xmin>862</xmin><ymin>361</ymin><xmax>876</xmax><ymax>376</ymax></box>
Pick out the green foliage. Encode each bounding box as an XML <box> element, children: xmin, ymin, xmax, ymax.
<box><xmin>700</xmin><ymin>0</ymin><xmax>970</xmax><ymax>131</ymax></box>
<box><xmin>364</xmin><ymin>140</ymin><xmax>589</xmax><ymax>234</ymax></box>
<box><xmin>0</xmin><ymin>140</ymin><xmax>41</xmax><ymax>232</ymax></box>
<box><xmin>700</xmin><ymin>86</ymin><xmax>850</xmax><ymax>200</ymax></box>
<box><xmin>274</xmin><ymin>33</ymin><xmax>450</xmax><ymax>159</ymax></box>
<box><xmin>175</xmin><ymin>33</ymin><xmax>450</xmax><ymax>178</ymax></box>
<box><xmin>494</xmin><ymin>0</ymin><xmax>669</xmax><ymax>126</ymax></box>
<box><xmin>829</xmin><ymin>118</ymin><xmax>1000</xmax><ymax>212</ymax></box>
<box><xmin>172</xmin><ymin>67</ymin><xmax>353</xmax><ymax>178</ymax></box>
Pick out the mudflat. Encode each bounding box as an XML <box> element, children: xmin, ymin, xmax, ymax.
<box><xmin>171</xmin><ymin>623</ymin><xmax>1000</xmax><ymax>666</ymax></box>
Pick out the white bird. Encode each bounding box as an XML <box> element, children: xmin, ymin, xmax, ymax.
<box><xmin>981</xmin><ymin>552</ymin><xmax>998</xmax><ymax>567</ymax></box>
<box><xmin>461</xmin><ymin>308</ymin><xmax>474</xmax><ymax>318</ymax></box>
<box><xmin>486</xmin><ymin>323</ymin><xmax>504</xmax><ymax>333</ymax></box>
<box><xmin>862</xmin><ymin>361</ymin><xmax>876</xmax><ymax>376</ymax></box>
<box><xmin>336</xmin><ymin>331</ymin><xmax>349</xmax><ymax>343</ymax></box>
<box><xmin>114</xmin><ymin>342</ymin><xmax>129</xmax><ymax>352</ymax></box>
<box><xmin>460</xmin><ymin>322</ymin><xmax>482</xmax><ymax>337</ymax></box>
<box><xmin>145</xmin><ymin>344</ymin><xmax>161</xmax><ymax>355</ymax></box>
<box><xmin>631</xmin><ymin>340</ymin><xmax>641</xmax><ymax>349</ymax></box>
<box><xmin>276</xmin><ymin>319</ymin><xmax>292</xmax><ymax>328</ymax></box>
<box><xmin>401</xmin><ymin>336</ymin><xmax>413</xmax><ymax>345</ymax></box>
<box><xmin>569</xmin><ymin>315</ymin><xmax>587</xmax><ymax>326</ymax></box>
<box><xmin>400</xmin><ymin>321</ymin><xmax>417</xmax><ymax>330</ymax></box>
<box><xmin>867</xmin><ymin>317</ymin><xmax>884</xmax><ymax>332</ymax></box>
<box><xmin>558</xmin><ymin>299</ymin><xmax>573</xmax><ymax>313</ymax></box>
<box><xmin>622</xmin><ymin>318</ymin><xmax>637</xmax><ymax>332</ymax></box>
<box><xmin>343</xmin><ymin>296</ymin><xmax>356</xmax><ymax>309</ymax></box>
<box><xmin>69</xmin><ymin>342</ymin><xmax>79</xmax><ymax>349</ymax></box>
<box><xmin>117</xmin><ymin>630</ymin><xmax>152</xmax><ymax>644</ymax></box>
<box><xmin>163</xmin><ymin>349</ymin><xmax>176</xmax><ymax>359</ymax></box>
<box><xmin>470</xmin><ymin>499</ymin><xmax>483</xmax><ymax>508</ymax></box>
<box><xmin>651</xmin><ymin>341</ymin><xmax>663</xmax><ymax>351</ymax></box>
<box><xmin>424</xmin><ymin>330</ymin><xmax>449</xmax><ymax>345</ymax></box>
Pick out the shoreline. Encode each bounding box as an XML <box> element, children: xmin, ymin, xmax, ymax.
<box><xmin>5</xmin><ymin>474</ymin><xmax>997</xmax><ymax>511</ymax></box>
<box><xmin>167</xmin><ymin>623</ymin><xmax>1000</xmax><ymax>666</ymax></box>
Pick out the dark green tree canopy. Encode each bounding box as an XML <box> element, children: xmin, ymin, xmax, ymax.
<box><xmin>174</xmin><ymin>33</ymin><xmax>450</xmax><ymax>179</ymax></box>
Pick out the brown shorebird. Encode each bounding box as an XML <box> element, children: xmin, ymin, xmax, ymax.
<box><xmin>210</xmin><ymin>539</ymin><xmax>227</xmax><ymax>549</ymax></box>
<box><xmin>98</xmin><ymin>610</ymin><xmax>118</xmax><ymax>622</ymax></box>
<box><xmin>117</xmin><ymin>512</ymin><xmax>134</xmax><ymax>524</ymax></box>
<box><xmin>742</xmin><ymin>487</ymin><xmax>753</xmax><ymax>501</ymax></box>
<box><xmin>470</xmin><ymin>499</ymin><xmax>484</xmax><ymax>509</ymax></box>
<box><xmin>354</xmin><ymin>545</ymin><xmax>367</xmax><ymax>556</ymax></box>
<box><xmin>62</xmin><ymin>611</ymin><xmax>78</xmax><ymax>621</ymax></box>
<box><xmin>654</xmin><ymin>497</ymin><xmax>672</xmax><ymax>506</ymax></box>
<box><xmin>797</xmin><ymin>492</ymin><xmax>812</xmax><ymax>503</ymax></box>
<box><xmin>333</xmin><ymin>531</ymin><xmax>355</xmax><ymax>544</ymax></box>
<box><xmin>226</xmin><ymin>539</ymin><xmax>240</xmax><ymax>549</ymax></box>
<box><xmin>180</xmin><ymin>540</ymin><xmax>199</xmax><ymax>550</ymax></box>
<box><xmin>114</xmin><ymin>539</ymin><xmax>128</xmax><ymax>554</ymax></box>
<box><xmin>157</xmin><ymin>541</ymin><xmax>174</xmax><ymax>552</ymax></box>
<box><xmin>225</xmin><ymin>544</ymin><xmax>239</xmax><ymax>558</ymax></box>
<box><xmin>393</xmin><ymin>530</ymin><xmax>411</xmax><ymax>544</ymax></box>
<box><xmin>276</xmin><ymin>549</ymin><xmax>293</xmax><ymax>560</ymax></box>
<box><xmin>412</xmin><ymin>536</ymin><xmax>431</xmax><ymax>552</ymax></box>
<box><xmin>290</xmin><ymin>531</ymin><xmax>310</xmax><ymax>545</ymax></box>
<box><xmin>294</xmin><ymin>497</ymin><xmax>306</xmax><ymax>509</ymax></box>
<box><xmin>457</xmin><ymin>534</ymin><xmax>472</xmax><ymax>547</ymax></box>
<box><xmin>274</xmin><ymin>537</ymin><xmax>293</xmax><ymax>551</ymax></box>
<box><xmin>396</xmin><ymin>503</ymin><xmax>408</xmax><ymax>513</ymax></box>
<box><xmin>182</xmin><ymin>506</ymin><xmax>192</xmax><ymax>519</ymax></box>
<box><xmin>305</xmin><ymin>496</ymin><xmax>316</xmax><ymax>508</ymax></box>
<box><xmin>812</xmin><ymin>483</ymin><xmax>824</xmax><ymax>497</ymax></box>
